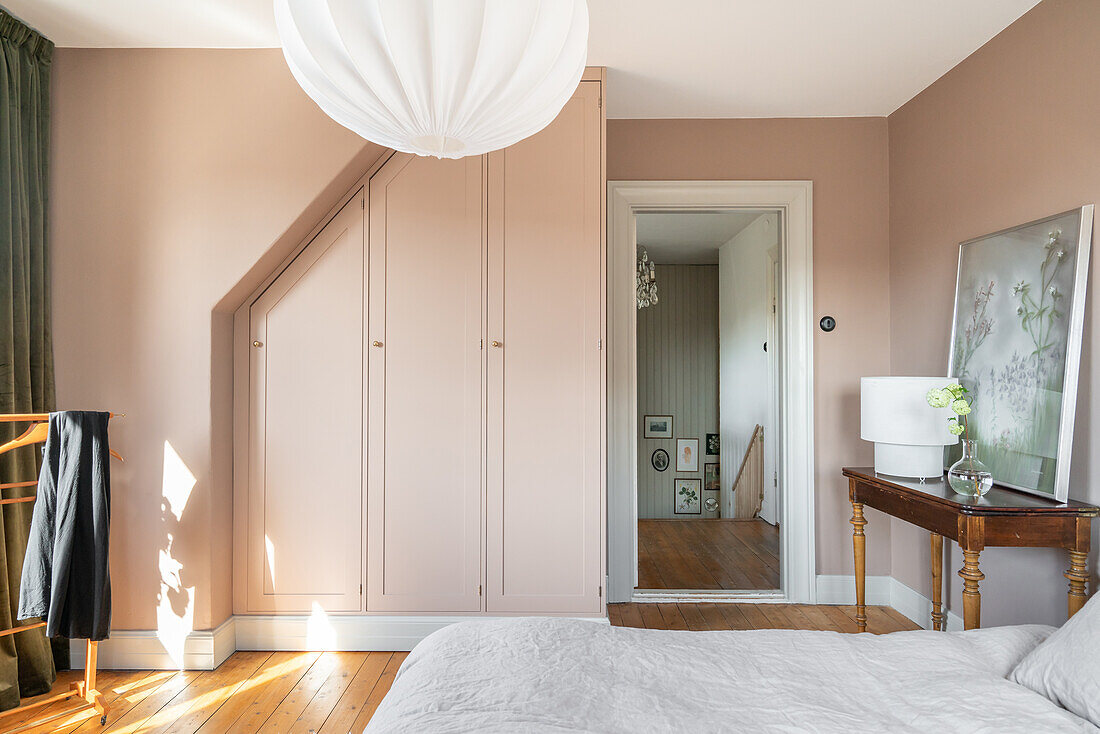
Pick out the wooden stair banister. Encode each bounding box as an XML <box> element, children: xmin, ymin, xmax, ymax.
<box><xmin>732</xmin><ymin>424</ymin><xmax>765</xmax><ymax>519</ymax></box>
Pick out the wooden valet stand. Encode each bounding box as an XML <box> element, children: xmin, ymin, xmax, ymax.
<box><xmin>0</xmin><ymin>412</ymin><xmax>122</xmax><ymax>732</ymax></box>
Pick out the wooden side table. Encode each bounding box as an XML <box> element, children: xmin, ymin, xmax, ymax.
<box><xmin>843</xmin><ymin>467</ymin><xmax>1097</xmax><ymax>631</ymax></box>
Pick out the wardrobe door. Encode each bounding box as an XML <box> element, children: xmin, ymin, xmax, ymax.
<box><xmin>486</xmin><ymin>81</ymin><xmax>604</xmax><ymax>614</ymax></box>
<box><xmin>247</xmin><ymin>193</ymin><xmax>364</xmax><ymax>612</ymax></box>
<box><xmin>367</xmin><ymin>153</ymin><xmax>484</xmax><ymax>613</ymax></box>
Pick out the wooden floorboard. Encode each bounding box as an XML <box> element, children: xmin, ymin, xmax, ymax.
<box><xmin>317</xmin><ymin>652</ymin><xmax>392</xmax><ymax>734</ymax></box>
<box><xmin>255</xmin><ymin>652</ymin><xmax>355</xmax><ymax>734</ymax></box>
<box><xmin>637</xmin><ymin>518</ymin><xmax>780</xmax><ymax>590</ymax></box>
<box><xmin>609</xmin><ymin>602</ymin><xmax>921</xmax><ymax>634</ymax></box>
<box><xmin>8</xmin><ymin>650</ymin><xmax>394</xmax><ymax>734</ymax></box>
<box><xmin>198</xmin><ymin>652</ymin><xmax>321</xmax><ymax>734</ymax></box>
<box><xmin>349</xmin><ymin>653</ymin><xmax>407</xmax><ymax>731</ymax></box>
<box><xmin>285</xmin><ymin>652</ymin><xmax>368</xmax><ymax>734</ymax></box>
<box><xmin>69</xmin><ymin>672</ymin><xmax>180</xmax><ymax>733</ymax></box>
<box><xmin>9</xmin><ymin>602</ymin><xmax>916</xmax><ymax>731</ymax></box>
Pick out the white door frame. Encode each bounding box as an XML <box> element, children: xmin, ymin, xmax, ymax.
<box><xmin>763</xmin><ymin>245</ymin><xmax>780</xmax><ymax>525</ymax></box>
<box><xmin>607</xmin><ymin>180</ymin><xmax>815</xmax><ymax>603</ymax></box>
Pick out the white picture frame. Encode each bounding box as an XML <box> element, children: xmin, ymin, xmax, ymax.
<box><xmin>675</xmin><ymin>438</ymin><xmax>699</xmax><ymax>472</ymax></box>
<box><xmin>946</xmin><ymin>205</ymin><xmax>1093</xmax><ymax>501</ymax></box>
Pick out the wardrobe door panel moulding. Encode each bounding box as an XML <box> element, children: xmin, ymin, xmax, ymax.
<box><xmin>245</xmin><ymin>194</ymin><xmax>365</xmax><ymax>613</ymax></box>
<box><xmin>486</xmin><ymin>80</ymin><xmax>604</xmax><ymax>614</ymax></box>
<box><xmin>367</xmin><ymin>153</ymin><xmax>485</xmax><ymax>613</ymax></box>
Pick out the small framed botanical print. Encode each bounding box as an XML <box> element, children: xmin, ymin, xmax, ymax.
<box><xmin>704</xmin><ymin>462</ymin><xmax>720</xmax><ymax>491</ymax></box>
<box><xmin>644</xmin><ymin>415</ymin><xmax>674</xmax><ymax>439</ymax></box>
<box><xmin>651</xmin><ymin>448</ymin><xmax>670</xmax><ymax>472</ymax></box>
<box><xmin>706</xmin><ymin>433</ymin><xmax>720</xmax><ymax>455</ymax></box>
<box><xmin>674</xmin><ymin>478</ymin><xmax>701</xmax><ymax>514</ymax></box>
<box><xmin>675</xmin><ymin>438</ymin><xmax>699</xmax><ymax>472</ymax></box>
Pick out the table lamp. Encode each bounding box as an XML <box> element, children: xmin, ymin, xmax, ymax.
<box><xmin>860</xmin><ymin>376</ymin><xmax>959</xmax><ymax>479</ymax></box>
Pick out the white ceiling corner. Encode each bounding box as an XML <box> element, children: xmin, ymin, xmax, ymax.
<box><xmin>6</xmin><ymin>0</ymin><xmax>1041</xmax><ymax>118</ymax></box>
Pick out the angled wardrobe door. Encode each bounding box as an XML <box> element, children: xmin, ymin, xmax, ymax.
<box><xmin>367</xmin><ymin>153</ymin><xmax>484</xmax><ymax>613</ymax></box>
<box><xmin>247</xmin><ymin>193</ymin><xmax>365</xmax><ymax>613</ymax></box>
<box><xmin>486</xmin><ymin>81</ymin><xmax>604</xmax><ymax>614</ymax></box>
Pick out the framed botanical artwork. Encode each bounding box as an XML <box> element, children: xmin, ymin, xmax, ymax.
<box><xmin>643</xmin><ymin>415</ymin><xmax>674</xmax><ymax>439</ymax></box>
<box><xmin>704</xmin><ymin>462</ymin><xmax>720</xmax><ymax>491</ymax></box>
<box><xmin>651</xmin><ymin>448</ymin><xmax>670</xmax><ymax>472</ymax></box>
<box><xmin>947</xmin><ymin>206</ymin><xmax>1094</xmax><ymax>501</ymax></box>
<box><xmin>674</xmin><ymin>478</ymin><xmax>701</xmax><ymax>515</ymax></box>
<box><xmin>675</xmin><ymin>438</ymin><xmax>699</xmax><ymax>472</ymax></box>
<box><xmin>705</xmin><ymin>433</ymin><xmax>720</xmax><ymax>455</ymax></box>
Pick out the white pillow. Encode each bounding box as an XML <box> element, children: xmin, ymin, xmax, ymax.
<box><xmin>1011</xmin><ymin>594</ymin><xmax>1100</xmax><ymax>726</ymax></box>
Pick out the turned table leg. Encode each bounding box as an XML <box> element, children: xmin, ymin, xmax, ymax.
<box><xmin>959</xmin><ymin>549</ymin><xmax>984</xmax><ymax>630</ymax></box>
<box><xmin>930</xmin><ymin>533</ymin><xmax>945</xmax><ymax>631</ymax></box>
<box><xmin>850</xmin><ymin>501</ymin><xmax>868</xmax><ymax>633</ymax></box>
<box><xmin>1066</xmin><ymin>551</ymin><xmax>1088</xmax><ymax>618</ymax></box>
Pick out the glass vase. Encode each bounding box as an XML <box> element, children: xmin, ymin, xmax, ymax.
<box><xmin>948</xmin><ymin>439</ymin><xmax>993</xmax><ymax>497</ymax></box>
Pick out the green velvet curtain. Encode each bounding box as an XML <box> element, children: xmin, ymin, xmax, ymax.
<box><xmin>0</xmin><ymin>10</ymin><xmax>56</xmax><ymax>712</ymax></box>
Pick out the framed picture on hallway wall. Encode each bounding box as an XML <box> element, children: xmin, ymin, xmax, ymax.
<box><xmin>675</xmin><ymin>438</ymin><xmax>698</xmax><ymax>472</ymax></box>
<box><xmin>706</xmin><ymin>433</ymin><xmax>720</xmax><ymax>455</ymax></box>
<box><xmin>673</xmin><ymin>479</ymin><xmax>701</xmax><ymax>514</ymax></box>
<box><xmin>704</xmin><ymin>462</ymin><xmax>720</xmax><ymax>491</ymax></box>
<box><xmin>644</xmin><ymin>415</ymin><xmax>673</xmax><ymax>438</ymax></box>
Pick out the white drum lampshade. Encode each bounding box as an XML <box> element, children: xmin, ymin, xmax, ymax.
<box><xmin>861</xmin><ymin>377</ymin><xmax>960</xmax><ymax>479</ymax></box>
<box><xmin>274</xmin><ymin>0</ymin><xmax>589</xmax><ymax>159</ymax></box>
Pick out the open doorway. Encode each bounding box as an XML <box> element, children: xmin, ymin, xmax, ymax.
<box><xmin>634</xmin><ymin>211</ymin><xmax>781</xmax><ymax>591</ymax></box>
<box><xmin>607</xmin><ymin>181</ymin><xmax>815</xmax><ymax>605</ymax></box>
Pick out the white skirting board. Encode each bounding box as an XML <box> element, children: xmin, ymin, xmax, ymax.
<box><xmin>71</xmin><ymin>615</ymin><xmax>610</xmax><ymax>670</ymax></box>
<box><xmin>234</xmin><ymin>615</ymin><xmax>608</xmax><ymax>653</ymax></box>
<box><xmin>815</xmin><ymin>574</ymin><xmax>964</xmax><ymax>631</ymax></box>
<box><xmin>70</xmin><ymin>616</ymin><xmax>238</xmax><ymax>671</ymax></box>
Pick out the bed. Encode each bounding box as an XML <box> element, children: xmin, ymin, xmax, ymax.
<box><xmin>364</xmin><ymin>617</ymin><xmax>1098</xmax><ymax>733</ymax></box>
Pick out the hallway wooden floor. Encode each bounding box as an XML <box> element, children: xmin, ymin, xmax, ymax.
<box><xmin>608</xmin><ymin>603</ymin><xmax>919</xmax><ymax>633</ymax></box>
<box><xmin>9</xmin><ymin>602</ymin><xmax>917</xmax><ymax>732</ymax></box>
<box><xmin>637</xmin><ymin>518</ymin><xmax>779</xmax><ymax>590</ymax></box>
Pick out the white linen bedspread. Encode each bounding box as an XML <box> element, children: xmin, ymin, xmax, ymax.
<box><xmin>365</xmin><ymin>617</ymin><xmax>1096</xmax><ymax>733</ymax></box>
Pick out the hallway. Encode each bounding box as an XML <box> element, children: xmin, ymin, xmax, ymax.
<box><xmin>637</xmin><ymin>518</ymin><xmax>779</xmax><ymax>591</ymax></box>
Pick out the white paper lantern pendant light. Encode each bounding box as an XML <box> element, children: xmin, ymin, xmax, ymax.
<box><xmin>275</xmin><ymin>0</ymin><xmax>590</xmax><ymax>160</ymax></box>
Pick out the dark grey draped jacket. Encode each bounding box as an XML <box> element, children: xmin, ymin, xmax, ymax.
<box><xmin>17</xmin><ymin>411</ymin><xmax>111</xmax><ymax>641</ymax></box>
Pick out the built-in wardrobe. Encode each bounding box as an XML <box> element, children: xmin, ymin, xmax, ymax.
<box><xmin>233</xmin><ymin>72</ymin><xmax>605</xmax><ymax>622</ymax></box>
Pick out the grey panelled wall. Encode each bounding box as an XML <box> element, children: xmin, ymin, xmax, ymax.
<box><xmin>637</xmin><ymin>264</ymin><xmax>720</xmax><ymax>519</ymax></box>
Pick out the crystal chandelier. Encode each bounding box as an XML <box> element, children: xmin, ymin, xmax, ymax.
<box><xmin>637</xmin><ymin>248</ymin><xmax>658</xmax><ymax>309</ymax></box>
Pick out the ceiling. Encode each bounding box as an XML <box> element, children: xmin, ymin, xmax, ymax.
<box><xmin>637</xmin><ymin>211</ymin><xmax>766</xmax><ymax>264</ymax></box>
<box><xmin>7</xmin><ymin>0</ymin><xmax>1039</xmax><ymax>117</ymax></box>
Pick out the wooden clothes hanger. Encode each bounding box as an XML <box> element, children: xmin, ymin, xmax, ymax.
<box><xmin>0</xmin><ymin>413</ymin><xmax>125</xmax><ymax>461</ymax></box>
<box><xmin>0</xmin><ymin>411</ymin><xmax>125</xmax><ymax>730</ymax></box>
<box><xmin>0</xmin><ymin>413</ymin><xmax>125</xmax><ymax>507</ymax></box>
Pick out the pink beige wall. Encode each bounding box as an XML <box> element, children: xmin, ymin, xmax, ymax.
<box><xmin>52</xmin><ymin>51</ymin><xmax>893</xmax><ymax>632</ymax></box>
<box><xmin>609</xmin><ymin>118</ymin><xmax>893</xmax><ymax>576</ymax></box>
<box><xmin>54</xmin><ymin>7</ymin><xmax>1094</xmax><ymax>632</ymax></box>
<box><xmin>889</xmin><ymin>0</ymin><xmax>1100</xmax><ymax>625</ymax></box>
<box><xmin>50</xmin><ymin>48</ymin><xmax>382</xmax><ymax>631</ymax></box>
